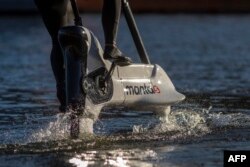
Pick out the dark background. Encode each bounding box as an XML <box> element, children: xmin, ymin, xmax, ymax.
<box><xmin>2</xmin><ymin>0</ymin><xmax>250</xmax><ymax>13</ymax></box>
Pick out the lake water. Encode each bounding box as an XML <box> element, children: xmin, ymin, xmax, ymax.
<box><xmin>0</xmin><ymin>14</ymin><xmax>250</xmax><ymax>167</ymax></box>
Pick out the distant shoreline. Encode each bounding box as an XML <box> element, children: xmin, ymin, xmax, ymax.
<box><xmin>78</xmin><ymin>0</ymin><xmax>250</xmax><ymax>13</ymax></box>
<box><xmin>1</xmin><ymin>0</ymin><xmax>250</xmax><ymax>14</ymax></box>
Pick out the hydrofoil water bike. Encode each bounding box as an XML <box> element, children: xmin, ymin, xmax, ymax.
<box><xmin>58</xmin><ymin>0</ymin><xmax>185</xmax><ymax>137</ymax></box>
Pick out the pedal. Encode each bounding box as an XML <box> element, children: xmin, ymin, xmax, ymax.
<box><xmin>113</xmin><ymin>56</ymin><xmax>132</xmax><ymax>66</ymax></box>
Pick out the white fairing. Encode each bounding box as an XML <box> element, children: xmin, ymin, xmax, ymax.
<box><xmin>83</xmin><ymin>28</ymin><xmax>185</xmax><ymax>121</ymax></box>
<box><xmin>118</xmin><ymin>64</ymin><xmax>185</xmax><ymax>106</ymax></box>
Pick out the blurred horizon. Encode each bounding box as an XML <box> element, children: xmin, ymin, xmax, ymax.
<box><xmin>1</xmin><ymin>0</ymin><xmax>250</xmax><ymax>13</ymax></box>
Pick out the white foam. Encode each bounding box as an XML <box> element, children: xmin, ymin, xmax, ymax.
<box><xmin>29</xmin><ymin>113</ymin><xmax>71</xmax><ymax>142</ymax></box>
<box><xmin>133</xmin><ymin>107</ymin><xmax>212</xmax><ymax>136</ymax></box>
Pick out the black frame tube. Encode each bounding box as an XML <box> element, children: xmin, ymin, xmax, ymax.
<box><xmin>122</xmin><ymin>0</ymin><xmax>151</xmax><ymax>64</ymax></box>
<box><xmin>70</xmin><ymin>0</ymin><xmax>83</xmax><ymax>26</ymax></box>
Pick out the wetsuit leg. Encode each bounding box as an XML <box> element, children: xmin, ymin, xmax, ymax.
<box><xmin>34</xmin><ymin>0</ymin><xmax>71</xmax><ymax>111</ymax></box>
<box><xmin>102</xmin><ymin>0</ymin><xmax>132</xmax><ymax>64</ymax></box>
<box><xmin>102</xmin><ymin>0</ymin><xmax>121</xmax><ymax>45</ymax></box>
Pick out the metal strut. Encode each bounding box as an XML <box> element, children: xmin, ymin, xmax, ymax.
<box><xmin>70</xmin><ymin>0</ymin><xmax>83</xmax><ymax>26</ymax></box>
<box><xmin>122</xmin><ymin>0</ymin><xmax>151</xmax><ymax>64</ymax></box>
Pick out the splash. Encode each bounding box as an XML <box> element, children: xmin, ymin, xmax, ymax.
<box><xmin>29</xmin><ymin>113</ymin><xmax>71</xmax><ymax>142</ymax></box>
<box><xmin>208</xmin><ymin>112</ymin><xmax>250</xmax><ymax>129</ymax></box>
<box><xmin>3</xmin><ymin>104</ymin><xmax>250</xmax><ymax>147</ymax></box>
<box><xmin>133</xmin><ymin>106</ymin><xmax>212</xmax><ymax>137</ymax></box>
<box><xmin>29</xmin><ymin>105</ymin><xmax>97</xmax><ymax>142</ymax></box>
<box><xmin>133</xmin><ymin>105</ymin><xmax>250</xmax><ymax>140</ymax></box>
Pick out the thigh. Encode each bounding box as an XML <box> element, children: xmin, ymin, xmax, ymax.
<box><xmin>35</xmin><ymin>0</ymin><xmax>70</xmax><ymax>39</ymax></box>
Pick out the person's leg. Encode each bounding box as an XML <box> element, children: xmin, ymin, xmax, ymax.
<box><xmin>102</xmin><ymin>0</ymin><xmax>132</xmax><ymax>63</ymax></box>
<box><xmin>102</xmin><ymin>0</ymin><xmax>121</xmax><ymax>46</ymax></box>
<box><xmin>35</xmin><ymin>0</ymin><xmax>70</xmax><ymax>111</ymax></box>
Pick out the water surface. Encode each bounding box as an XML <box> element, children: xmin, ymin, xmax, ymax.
<box><xmin>0</xmin><ymin>14</ymin><xmax>250</xmax><ymax>167</ymax></box>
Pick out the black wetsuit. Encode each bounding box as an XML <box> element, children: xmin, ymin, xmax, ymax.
<box><xmin>34</xmin><ymin>0</ymin><xmax>122</xmax><ymax>110</ymax></box>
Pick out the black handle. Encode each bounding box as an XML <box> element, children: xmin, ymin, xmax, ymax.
<box><xmin>70</xmin><ymin>0</ymin><xmax>83</xmax><ymax>26</ymax></box>
<box><xmin>122</xmin><ymin>0</ymin><xmax>151</xmax><ymax>64</ymax></box>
